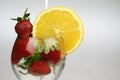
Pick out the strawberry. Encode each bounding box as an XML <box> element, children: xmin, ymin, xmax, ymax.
<box><xmin>15</xmin><ymin>20</ymin><xmax>32</xmax><ymax>38</ymax></box>
<box><xmin>11</xmin><ymin>8</ymin><xmax>34</xmax><ymax>64</ymax></box>
<box><xmin>11</xmin><ymin>38</ymin><xmax>29</xmax><ymax>64</ymax></box>
<box><xmin>11</xmin><ymin>38</ymin><xmax>37</xmax><ymax>64</ymax></box>
<box><xmin>12</xmin><ymin>8</ymin><xmax>32</xmax><ymax>38</ymax></box>
<box><xmin>41</xmin><ymin>50</ymin><xmax>61</xmax><ymax>64</ymax></box>
<box><xmin>29</xmin><ymin>60</ymin><xmax>51</xmax><ymax>75</ymax></box>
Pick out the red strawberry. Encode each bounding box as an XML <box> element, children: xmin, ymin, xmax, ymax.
<box><xmin>11</xmin><ymin>38</ymin><xmax>37</xmax><ymax>64</ymax></box>
<box><xmin>11</xmin><ymin>44</ymin><xmax>22</xmax><ymax>64</ymax></box>
<box><xmin>15</xmin><ymin>20</ymin><xmax>32</xmax><ymax>38</ymax></box>
<box><xmin>12</xmin><ymin>8</ymin><xmax>32</xmax><ymax>38</ymax></box>
<box><xmin>41</xmin><ymin>50</ymin><xmax>61</xmax><ymax>64</ymax></box>
<box><xmin>11</xmin><ymin>9</ymin><xmax>34</xmax><ymax>64</ymax></box>
<box><xmin>29</xmin><ymin>60</ymin><xmax>51</xmax><ymax>75</ymax></box>
<box><xmin>11</xmin><ymin>38</ymin><xmax>29</xmax><ymax>64</ymax></box>
<box><xmin>11</xmin><ymin>37</ymin><xmax>36</xmax><ymax>64</ymax></box>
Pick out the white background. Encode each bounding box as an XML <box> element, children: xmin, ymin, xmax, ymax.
<box><xmin>0</xmin><ymin>0</ymin><xmax>120</xmax><ymax>80</ymax></box>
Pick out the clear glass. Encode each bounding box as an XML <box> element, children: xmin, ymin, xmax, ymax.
<box><xmin>11</xmin><ymin>37</ymin><xmax>66</xmax><ymax>80</ymax></box>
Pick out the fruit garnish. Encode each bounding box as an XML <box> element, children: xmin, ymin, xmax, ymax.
<box><xmin>11</xmin><ymin>8</ymin><xmax>30</xmax><ymax>22</ymax></box>
<box><xmin>39</xmin><ymin>38</ymin><xmax>59</xmax><ymax>54</ymax></box>
<box><xmin>11</xmin><ymin>38</ymin><xmax>29</xmax><ymax>64</ymax></box>
<box><xmin>41</xmin><ymin>49</ymin><xmax>60</xmax><ymax>64</ymax></box>
<box><xmin>11</xmin><ymin>8</ymin><xmax>33</xmax><ymax>38</ymax></box>
<box><xmin>33</xmin><ymin>6</ymin><xmax>84</xmax><ymax>56</ymax></box>
<box><xmin>29</xmin><ymin>60</ymin><xmax>51</xmax><ymax>75</ymax></box>
<box><xmin>11</xmin><ymin>38</ymin><xmax>37</xmax><ymax>64</ymax></box>
<box><xmin>11</xmin><ymin>8</ymin><xmax>61</xmax><ymax>75</ymax></box>
<box><xmin>11</xmin><ymin>8</ymin><xmax>33</xmax><ymax>64</ymax></box>
<box><xmin>16</xmin><ymin>38</ymin><xmax>61</xmax><ymax>75</ymax></box>
<box><xmin>11</xmin><ymin>6</ymin><xmax>84</xmax><ymax>76</ymax></box>
<box><xmin>37</xmin><ymin>38</ymin><xmax>61</xmax><ymax>64</ymax></box>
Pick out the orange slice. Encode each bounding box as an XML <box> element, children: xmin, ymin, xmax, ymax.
<box><xmin>33</xmin><ymin>6</ymin><xmax>84</xmax><ymax>56</ymax></box>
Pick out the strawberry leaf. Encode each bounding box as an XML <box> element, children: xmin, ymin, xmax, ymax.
<box><xmin>19</xmin><ymin>70</ymin><xmax>28</xmax><ymax>75</ymax></box>
<box><xmin>17</xmin><ymin>17</ymin><xmax>23</xmax><ymax>21</ymax></box>
<box><xmin>17</xmin><ymin>64</ymin><xmax>28</xmax><ymax>70</ymax></box>
<box><xmin>32</xmin><ymin>51</ymin><xmax>40</xmax><ymax>61</ymax></box>
<box><xmin>11</xmin><ymin>8</ymin><xmax>30</xmax><ymax>22</ymax></box>
<box><xmin>24</xmin><ymin>57</ymin><xmax>32</xmax><ymax>66</ymax></box>
<box><xmin>32</xmin><ymin>55</ymin><xmax>40</xmax><ymax>61</ymax></box>
<box><xmin>23</xmin><ymin>13</ymin><xmax>30</xmax><ymax>20</ymax></box>
<box><xmin>11</xmin><ymin>17</ymin><xmax>22</xmax><ymax>21</ymax></box>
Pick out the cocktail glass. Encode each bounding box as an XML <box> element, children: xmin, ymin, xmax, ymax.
<box><xmin>11</xmin><ymin>37</ymin><xmax>66</xmax><ymax>80</ymax></box>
